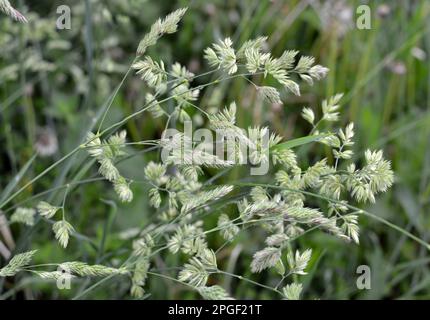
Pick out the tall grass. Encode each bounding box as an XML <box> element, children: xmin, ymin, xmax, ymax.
<box><xmin>0</xmin><ymin>0</ymin><xmax>429</xmax><ymax>299</ymax></box>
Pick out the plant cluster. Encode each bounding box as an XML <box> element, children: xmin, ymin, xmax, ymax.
<box><xmin>0</xmin><ymin>7</ymin><xmax>398</xmax><ymax>300</ymax></box>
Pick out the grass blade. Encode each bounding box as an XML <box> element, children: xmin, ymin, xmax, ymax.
<box><xmin>271</xmin><ymin>134</ymin><xmax>326</xmax><ymax>151</ymax></box>
<box><xmin>0</xmin><ymin>154</ymin><xmax>37</xmax><ymax>204</ymax></box>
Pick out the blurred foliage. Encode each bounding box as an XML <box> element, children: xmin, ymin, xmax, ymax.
<box><xmin>1</xmin><ymin>0</ymin><xmax>430</xmax><ymax>299</ymax></box>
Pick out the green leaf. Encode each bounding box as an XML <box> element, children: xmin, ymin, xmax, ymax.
<box><xmin>275</xmin><ymin>259</ymin><xmax>285</xmax><ymax>276</ymax></box>
<box><xmin>0</xmin><ymin>154</ymin><xmax>37</xmax><ymax>205</ymax></box>
<box><xmin>271</xmin><ymin>134</ymin><xmax>326</xmax><ymax>151</ymax></box>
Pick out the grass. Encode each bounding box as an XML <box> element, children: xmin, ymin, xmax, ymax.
<box><xmin>0</xmin><ymin>0</ymin><xmax>430</xmax><ymax>299</ymax></box>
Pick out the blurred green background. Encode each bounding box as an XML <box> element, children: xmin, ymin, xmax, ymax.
<box><xmin>1</xmin><ymin>0</ymin><xmax>430</xmax><ymax>299</ymax></box>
